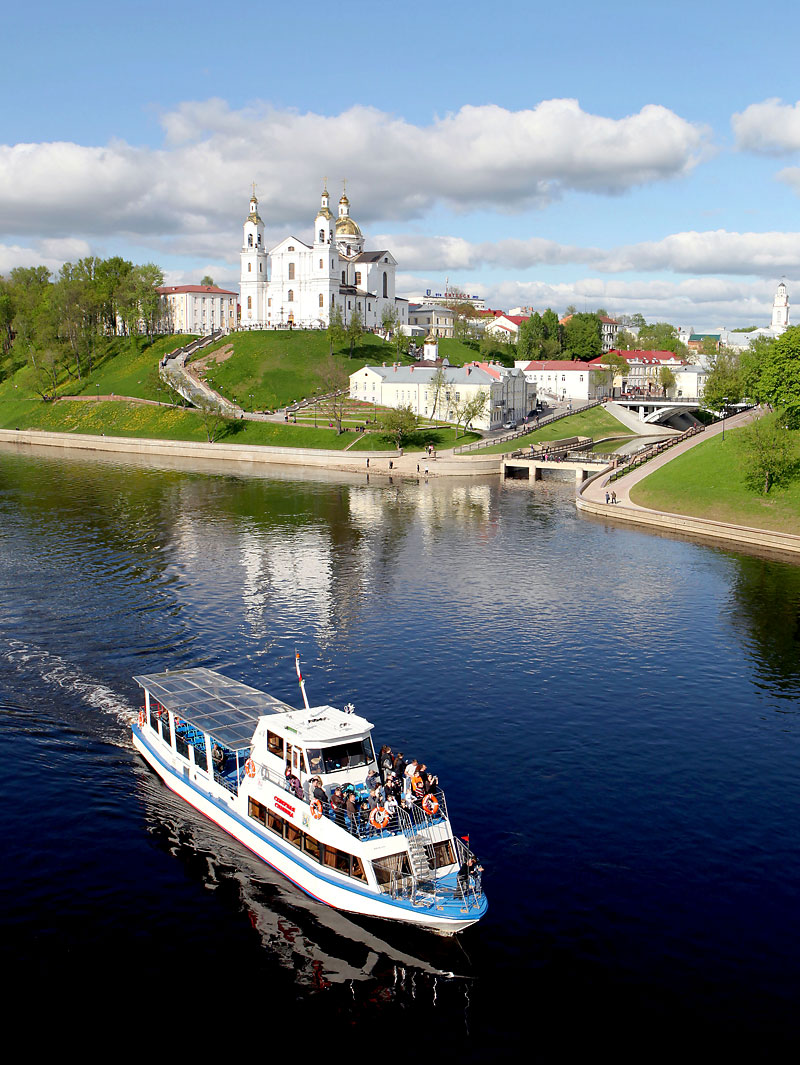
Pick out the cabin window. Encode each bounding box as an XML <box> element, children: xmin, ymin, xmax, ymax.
<box><xmin>307</xmin><ymin>748</ymin><xmax>324</xmax><ymax>775</ymax></box>
<box><xmin>249</xmin><ymin>797</ymin><xmax>267</xmax><ymax>825</ymax></box>
<box><xmin>267</xmin><ymin>731</ymin><xmax>284</xmax><ymax>759</ymax></box>
<box><xmin>372</xmin><ymin>853</ymin><xmax>412</xmax><ymax>886</ymax></box>
<box><xmin>266</xmin><ymin>810</ymin><xmax>284</xmax><ymax>835</ymax></box>
<box><xmin>351</xmin><ymin>856</ymin><xmax>368</xmax><ymax>882</ymax></box>
<box><xmin>427</xmin><ymin>839</ymin><xmax>455</xmax><ymax>868</ymax></box>
<box><xmin>303</xmin><ymin>834</ymin><xmax>321</xmax><ymax>862</ymax></box>
<box><xmin>285</xmin><ymin>823</ymin><xmax>302</xmax><ymax>849</ymax></box>
<box><xmin>323</xmin><ymin>846</ymin><xmax>352</xmax><ymax>876</ymax></box>
<box><xmin>160</xmin><ymin>715</ymin><xmax>172</xmax><ymax>746</ymax></box>
<box><xmin>319</xmin><ymin>739</ymin><xmax>372</xmax><ymax>773</ymax></box>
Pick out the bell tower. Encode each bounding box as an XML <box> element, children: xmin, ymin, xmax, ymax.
<box><xmin>240</xmin><ymin>184</ymin><xmax>269</xmax><ymax>325</ymax></box>
<box><xmin>771</xmin><ymin>281</ymin><xmax>789</xmax><ymax>333</ymax></box>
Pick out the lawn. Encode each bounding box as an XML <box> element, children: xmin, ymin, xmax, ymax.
<box><xmin>476</xmin><ymin>406</ymin><xmax>634</xmax><ymax>454</ymax></box>
<box><xmin>193</xmin><ymin>329</ymin><xmax>393</xmax><ymax>410</ymax></box>
<box><xmin>629</xmin><ymin>428</ymin><xmax>800</xmax><ymax>534</ymax></box>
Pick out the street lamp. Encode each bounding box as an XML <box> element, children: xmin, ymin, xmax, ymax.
<box><xmin>722</xmin><ymin>396</ymin><xmax>729</xmax><ymax>441</ymax></box>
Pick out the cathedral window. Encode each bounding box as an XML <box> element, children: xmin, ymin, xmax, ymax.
<box><xmin>248</xmin><ymin>263</ymin><xmax>252</xmax><ymax>272</ymax></box>
<box><xmin>248</xmin><ymin>234</ymin><xmax>253</xmax><ymax>246</ymax></box>
<box><xmin>288</xmin><ymin>246</ymin><xmax>295</xmax><ymax>251</ymax></box>
<box><xmin>342</xmin><ymin>271</ymin><xmax>346</xmax><ymax>284</ymax></box>
<box><xmin>288</xmin><ymin>290</ymin><xmax>294</xmax><ymax>302</ymax></box>
<box><xmin>319</xmin><ymin>293</ymin><xmax>324</xmax><ymax>307</ymax></box>
<box><xmin>259</xmin><ymin>263</ymin><xmax>262</xmax><ymax>272</ymax></box>
<box><xmin>247</xmin><ymin>297</ymin><xmax>252</xmax><ymax>309</ymax></box>
<box><xmin>319</xmin><ymin>230</ymin><xmax>324</xmax><ymax>242</ymax></box>
<box><xmin>257</xmin><ymin>234</ymin><xmax>261</xmax><ymax>245</ymax></box>
<box><xmin>383</xmin><ymin>272</ymin><xmax>388</xmax><ymax>298</ymax></box>
<box><xmin>355</xmin><ymin>271</ymin><xmax>361</xmax><ymax>286</ymax></box>
<box><xmin>288</xmin><ymin>263</ymin><xmax>295</xmax><ymax>280</ymax></box>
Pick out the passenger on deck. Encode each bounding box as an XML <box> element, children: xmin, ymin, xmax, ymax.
<box><xmin>393</xmin><ymin>751</ymin><xmax>406</xmax><ymax>779</ymax></box>
<box><xmin>384</xmin><ymin>791</ymin><xmax>399</xmax><ymax>832</ymax></box>
<box><xmin>312</xmin><ymin>778</ymin><xmax>329</xmax><ymax>806</ymax></box>
<box><xmin>379</xmin><ymin>745</ymin><xmax>394</xmax><ymax>782</ymax></box>
<box><xmin>285</xmin><ymin>770</ymin><xmax>303</xmax><ymax>800</ymax></box>
<box><xmin>366</xmin><ymin>767</ymin><xmax>381</xmax><ymax>792</ymax></box>
<box><xmin>458</xmin><ymin>855</ymin><xmax>482</xmax><ymax>890</ymax></box>
<box><xmin>403</xmin><ymin>757</ymin><xmax>418</xmax><ymax>805</ymax></box>
<box><xmin>384</xmin><ymin>772</ymin><xmax>400</xmax><ymax>803</ymax></box>
<box><xmin>330</xmin><ymin>787</ymin><xmax>346</xmax><ymax>827</ymax></box>
<box><xmin>345</xmin><ymin>790</ymin><xmax>358</xmax><ymax>834</ymax></box>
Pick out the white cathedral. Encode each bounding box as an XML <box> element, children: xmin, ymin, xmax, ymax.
<box><xmin>239</xmin><ymin>184</ymin><xmax>408</xmax><ymax>332</ymax></box>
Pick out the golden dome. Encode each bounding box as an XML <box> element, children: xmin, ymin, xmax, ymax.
<box><xmin>335</xmin><ymin>216</ymin><xmax>362</xmax><ymax>237</ymax></box>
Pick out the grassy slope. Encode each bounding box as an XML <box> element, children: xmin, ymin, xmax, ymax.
<box><xmin>477</xmin><ymin>406</ymin><xmax>634</xmax><ymax>454</ymax></box>
<box><xmin>629</xmin><ymin>428</ymin><xmax>800</xmax><ymax>534</ymax></box>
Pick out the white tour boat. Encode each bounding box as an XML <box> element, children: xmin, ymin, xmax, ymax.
<box><xmin>131</xmin><ymin>660</ymin><xmax>487</xmax><ymax>934</ymax></box>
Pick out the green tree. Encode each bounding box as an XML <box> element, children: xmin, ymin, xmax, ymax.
<box><xmin>752</xmin><ymin>326</ymin><xmax>800</xmax><ymax>408</ymax></box>
<box><xmin>453</xmin><ymin>388</ymin><xmax>490</xmax><ymax>437</ymax></box>
<box><xmin>380</xmin><ymin>403</ymin><xmax>418</xmax><ymax>449</ymax></box>
<box><xmin>201</xmin><ymin>275</ymin><xmax>215</xmax><ymax>287</ymax></box>
<box><xmin>427</xmin><ymin>365</ymin><xmax>451</xmax><ymax>421</ymax></box>
<box><xmin>317</xmin><ymin>353</ymin><xmax>350</xmax><ymax>434</ymax></box>
<box><xmin>328</xmin><ymin>304</ymin><xmax>345</xmax><ymax>355</ymax></box>
<box><xmin>658</xmin><ymin>366</ymin><xmax>677</xmax><ymax>395</ymax></box>
<box><xmin>740</xmin><ymin>411</ymin><xmax>797</xmax><ymax>494</ymax></box>
<box><xmin>347</xmin><ymin>305</ymin><xmax>364</xmax><ymax>356</ymax></box>
<box><xmin>563</xmin><ymin>312</ymin><xmax>602</xmax><ymax>361</ymax></box>
<box><xmin>380</xmin><ymin>304</ymin><xmax>399</xmax><ymax>335</ymax></box>
<box><xmin>703</xmin><ymin>347</ymin><xmax>743</xmax><ymax>410</ymax></box>
<box><xmin>635</xmin><ymin>321</ymin><xmax>688</xmax><ymax>357</ymax></box>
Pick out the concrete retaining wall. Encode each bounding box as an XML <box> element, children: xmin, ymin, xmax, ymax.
<box><xmin>576</xmin><ymin>493</ymin><xmax>800</xmax><ymax>557</ymax></box>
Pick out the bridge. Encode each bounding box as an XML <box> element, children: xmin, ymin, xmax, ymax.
<box><xmin>611</xmin><ymin>397</ymin><xmax>700</xmax><ymax>425</ymax></box>
<box><xmin>502</xmin><ymin>438</ymin><xmax>617</xmax><ymax>484</ymax></box>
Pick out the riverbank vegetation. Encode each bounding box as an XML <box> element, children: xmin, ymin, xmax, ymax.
<box><xmin>630</xmin><ymin>427</ymin><xmax>800</xmax><ymax>533</ymax></box>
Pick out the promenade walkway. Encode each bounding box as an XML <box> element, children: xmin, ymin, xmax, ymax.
<box><xmin>576</xmin><ymin>408</ymin><xmax>800</xmax><ymax>557</ymax></box>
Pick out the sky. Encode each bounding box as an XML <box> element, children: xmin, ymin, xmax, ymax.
<box><xmin>3</xmin><ymin>0</ymin><xmax>800</xmax><ymax>329</ymax></box>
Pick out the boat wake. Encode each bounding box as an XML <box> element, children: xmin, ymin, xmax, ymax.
<box><xmin>1</xmin><ymin>639</ymin><xmax>137</xmax><ymax>737</ymax></box>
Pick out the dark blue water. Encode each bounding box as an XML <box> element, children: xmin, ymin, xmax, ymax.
<box><xmin>1</xmin><ymin>443</ymin><xmax>799</xmax><ymax>1056</ymax></box>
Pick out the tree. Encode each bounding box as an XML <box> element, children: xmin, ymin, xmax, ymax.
<box><xmin>635</xmin><ymin>321</ymin><xmax>688</xmax><ymax>357</ymax></box>
<box><xmin>740</xmin><ymin>411</ymin><xmax>797</xmax><ymax>494</ymax></box>
<box><xmin>380</xmin><ymin>403</ymin><xmax>418</xmax><ymax>449</ymax></box>
<box><xmin>327</xmin><ymin>304</ymin><xmax>345</xmax><ymax>355</ymax></box>
<box><xmin>195</xmin><ymin>395</ymin><xmax>232</xmax><ymax>442</ymax></box>
<box><xmin>380</xmin><ymin>304</ymin><xmax>399</xmax><ymax>336</ymax></box>
<box><xmin>453</xmin><ymin>388</ymin><xmax>490</xmax><ymax>437</ymax></box>
<box><xmin>427</xmin><ymin>365</ymin><xmax>451</xmax><ymax>421</ymax></box>
<box><xmin>563</xmin><ymin>313</ymin><xmax>601</xmax><ymax>361</ymax></box>
<box><xmin>658</xmin><ymin>366</ymin><xmax>677</xmax><ymax>395</ymax></box>
<box><xmin>29</xmin><ymin>347</ymin><xmax>64</xmax><ymax>401</ymax></box>
<box><xmin>615</xmin><ymin>328</ymin><xmax>638</xmax><ymax>351</ymax></box>
<box><xmin>317</xmin><ymin>354</ymin><xmax>350</xmax><ymax>433</ymax></box>
<box><xmin>751</xmin><ymin>326</ymin><xmax>800</xmax><ymax>409</ymax></box>
<box><xmin>347</xmin><ymin>305</ymin><xmax>364</xmax><ymax>356</ymax></box>
<box><xmin>597</xmin><ymin>350</ymin><xmax>629</xmax><ymax>395</ymax></box>
<box><xmin>703</xmin><ymin>347</ymin><xmax>744</xmax><ymax>410</ymax></box>
<box><xmin>201</xmin><ymin>275</ymin><xmax>215</xmax><ymax>287</ymax></box>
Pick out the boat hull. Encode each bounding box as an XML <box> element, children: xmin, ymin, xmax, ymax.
<box><xmin>132</xmin><ymin>726</ymin><xmax>484</xmax><ymax>934</ymax></box>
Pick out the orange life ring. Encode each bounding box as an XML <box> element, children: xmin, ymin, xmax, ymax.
<box><xmin>369</xmin><ymin>806</ymin><xmax>390</xmax><ymax>830</ymax></box>
<box><xmin>310</xmin><ymin>798</ymin><xmax>323</xmax><ymax>820</ymax></box>
<box><xmin>245</xmin><ymin>758</ymin><xmax>256</xmax><ymax>778</ymax></box>
<box><xmin>138</xmin><ymin>710</ymin><xmax>145</xmax><ymax>727</ymax></box>
<box><xmin>422</xmin><ymin>794</ymin><xmax>439</xmax><ymax>817</ymax></box>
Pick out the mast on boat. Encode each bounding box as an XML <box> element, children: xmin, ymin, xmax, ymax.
<box><xmin>295</xmin><ymin>651</ymin><xmax>310</xmax><ymax>710</ymax></box>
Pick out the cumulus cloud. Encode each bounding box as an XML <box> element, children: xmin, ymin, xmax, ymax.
<box><xmin>0</xmin><ymin>98</ymin><xmax>707</xmax><ymax>246</ymax></box>
<box><xmin>383</xmin><ymin>228</ymin><xmax>800</xmax><ymax>277</ymax></box>
<box><xmin>477</xmin><ymin>276</ymin><xmax>793</xmax><ymax>331</ymax></box>
<box><xmin>732</xmin><ymin>98</ymin><xmax>800</xmax><ymax>154</ymax></box>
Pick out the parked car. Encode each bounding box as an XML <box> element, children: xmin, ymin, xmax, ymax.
<box><xmin>502</xmin><ymin>420</ymin><xmax>515</xmax><ymax>430</ymax></box>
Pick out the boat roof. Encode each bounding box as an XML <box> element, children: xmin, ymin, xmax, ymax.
<box><xmin>266</xmin><ymin>705</ymin><xmax>373</xmax><ymax>743</ymax></box>
<box><xmin>133</xmin><ymin>667</ymin><xmax>296</xmax><ymax>750</ymax></box>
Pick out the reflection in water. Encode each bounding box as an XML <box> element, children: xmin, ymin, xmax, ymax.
<box><xmin>730</xmin><ymin>554</ymin><xmax>800</xmax><ymax>697</ymax></box>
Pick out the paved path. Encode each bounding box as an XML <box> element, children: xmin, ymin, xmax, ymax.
<box><xmin>581</xmin><ymin>409</ymin><xmax>757</xmax><ymax>508</ymax></box>
<box><xmin>577</xmin><ymin>408</ymin><xmax>800</xmax><ymax>557</ymax></box>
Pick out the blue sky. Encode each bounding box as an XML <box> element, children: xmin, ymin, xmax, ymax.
<box><xmin>3</xmin><ymin>0</ymin><xmax>800</xmax><ymax>328</ymax></box>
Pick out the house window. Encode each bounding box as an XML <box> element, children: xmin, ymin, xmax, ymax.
<box><xmin>288</xmin><ymin>263</ymin><xmax>295</xmax><ymax>280</ymax></box>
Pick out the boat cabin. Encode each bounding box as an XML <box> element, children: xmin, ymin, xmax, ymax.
<box><xmin>252</xmin><ymin>705</ymin><xmax>378</xmax><ymax>791</ymax></box>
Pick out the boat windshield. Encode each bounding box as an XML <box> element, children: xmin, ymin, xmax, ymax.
<box><xmin>308</xmin><ymin>738</ymin><xmax>374</xmax><ymax>774</ymax></box>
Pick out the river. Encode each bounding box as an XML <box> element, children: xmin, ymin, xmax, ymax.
<box><xmin>1</xmin><ymin>443</ymin><xmax>799</xmax><ymax>1056</ymax></box>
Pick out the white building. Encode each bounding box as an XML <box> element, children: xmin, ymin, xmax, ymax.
<box><xmin>158</xmin><ymin>284</ymin><xmax>238</xmax><ymax>334</ymax></box>
<box><xmin>349</xmin><ymin>362</ymin><xmax>530</xmax><ymax>430</ymax></box>
<box><xmin>523</xmin><ymin>360</ymin><xmax>604</xmax><ymax>404</ymax></box>
<box><xmin>485</xmin><ymin>314</ymin><xmax>530</xmax><ymax>342</ymax></box>
<box><xmin>239</xmin><ymin>184</ymin><xmax>407</xmax><ymax>333</ymax></box>
<box><xmin>407</xmin><ymin>304</ymin><xmax>455</xmax><ymax>337</ymax></box>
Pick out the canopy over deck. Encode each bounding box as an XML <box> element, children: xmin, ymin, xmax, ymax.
<box><xmin>134</xmin><ymin>667</ymin><xmax>295</xmax><ymax>750</ymax></box>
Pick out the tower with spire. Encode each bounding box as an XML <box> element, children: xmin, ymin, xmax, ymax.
<box><xmin>240</xmin><ymin>186</ymin><xmax>269</xmax><ymax>325</ymax></box>
<box><xmin>771</xmin><ymin>280</ymin><xmax>790</xmax><ymax>333</ymax></box>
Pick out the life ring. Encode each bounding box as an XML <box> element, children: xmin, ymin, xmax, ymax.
<box><xmin>310</xmin><ymin>799</ymin><xmax>323</xmax><ymax>820</ymax></box>
<box><xmin>422</xmin><ymin>794</ymin><xmax>439</xmax><ymax>817</ymax></box>
<box><xmin>138</xmin><ymin>710</ymin><xmax>145</xmax><ymax>727</ymax></box>
<box><xmin>369</xmin><ymin>806</ymin><xmax>390</xmax><ymax>830</ymax></box>
<box><xmin>245</xmin><ymin>758</ymin><xmax>256</xmax><ymax>778</ymax></box>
